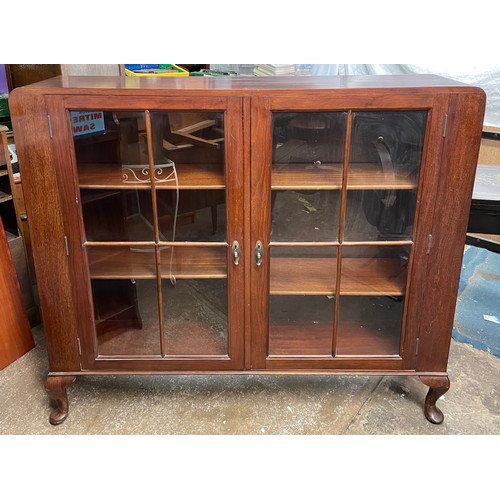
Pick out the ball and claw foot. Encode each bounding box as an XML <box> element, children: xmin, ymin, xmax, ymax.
<box><xmin>419</xmin><ymin>375</ymin><xmax>450</xmax><ymax>424</ymax></box>
<box><xmin>44</xmin><ymin>376</ymin><xmax>77</xmax><ymax>425</ymax></box>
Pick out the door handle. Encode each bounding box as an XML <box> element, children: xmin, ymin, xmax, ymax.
<box><xmin>232</xmin><ymin>241</ymin><xmax>240</xmax><ymax>266</ymax></box>
<box><xmin>254</xmin><ymin>241</ymin><xmax>263</xmax><ymax>267</ymax></box>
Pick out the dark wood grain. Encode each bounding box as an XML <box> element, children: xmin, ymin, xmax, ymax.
<box><xmin>416</xmin><ymin>92</ymin><xmax>486</xmax><ymax>372</ymax></box>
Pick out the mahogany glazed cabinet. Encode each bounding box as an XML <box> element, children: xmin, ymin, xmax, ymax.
<box><xmin>9</xmin><ymin>74</ymin><xmax>485</xmax><ymax>425</ymax></box>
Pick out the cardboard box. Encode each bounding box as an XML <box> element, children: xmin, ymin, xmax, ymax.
<box><xmin>478</xmin><ymin>125</ymin><xmax>500</xmax><ymax>166</ymax></box>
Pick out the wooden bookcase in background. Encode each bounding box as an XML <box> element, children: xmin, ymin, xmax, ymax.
<box><xmin>0</xmin><ymin>126</ymin><xmax>40</xmax><ymax>327</ymax></box>
<box><xmin>0</xmin><ymin>125</ymin><xmax>35</xmax><ymax>369</ymax></box>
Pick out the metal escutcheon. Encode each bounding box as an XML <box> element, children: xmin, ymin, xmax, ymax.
<box><xmin>254</xmin><ymin>241</ymin><xmax>263</xmax><ymax>267</ymax></box>
<box><xmin>232</xmin><ymin>241</ymin><xmax>240</xmax><ymax>266</ymax></box>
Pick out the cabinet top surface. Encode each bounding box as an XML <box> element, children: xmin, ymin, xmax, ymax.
<box><xmin>10</xmin><ymin>74</ymin><xmax>484</xmax><ymax>96</ymax></box>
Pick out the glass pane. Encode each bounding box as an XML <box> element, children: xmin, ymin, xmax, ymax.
<box><xmin>92</xmin><ymin>278</ymin><xmax>160</xmax><ymax>356</ymax></box>
<box><xmin>269</xmin><ymin>246</ymin><xmax>336</xmax><ymax>356</ymax></box>
<box><xmin>87</xmin><ymin>245</ymin><xmax>157</xmax><ymax>278</ymax></box>
<box><xmin>156</xmin><ymin>189</ymin><xmax>226</xmax><ymax>242</ymax></box>
<box><xmin>340</xmin><ymin>245</ymin><xmax>410</xmax><ymax>296</ymax></box>
<box><xmin>159</xmin><ymin>245</ymin><xmax>228</xmax><ymax>356</ymax></box>
<box><xmin>336</xmin><ymin>296</ymin><xmax>404</xmax><ymax>356</ymax></box>
<box><xmin>336</xmin><ymin>245</ymin><xmax>409</xmax><ymax>356</ymax></box>
<box><xmin>73</xmin><ymin>110</ymin><xmax>155</xmax><ymax>242</ymax></box>
<box><xmin>269</xmin><ymin>295</ymin><xmax>335</xmax><ymax>356</ymax></box>
<box><xmin>344</xmin><ymin>111</ymin><xmax>427</xmax><ymax>241</ymax></box>
<box><xmin>80</xmin><ymin>189</ymin><xmax>155</xmax><ymax>241</ymax></box>
<box><xmin>271</xmin><ymin>112</ymin><xmax>346</xmax><ymax>243</ymax></box>
<box><xmin>270</xmin><ymin>246</ymin><xmax>338</xmax><ymax>296</ymax></box>
<box><xmin>272</xmin><ymin>112</ymin><xmax>347</xmax><ymax>164</ymax></box>
<box><xmin>149</xmin><ymin>111</ymin><xmax>226</xmax><ymax>243</ymax></box>
<box><xmin>162</xmin><ymin>278</ymin><xmax>228</xmax><ymax>356</ymax></box>
<box><xmin>86</xmin><ymin>245</ymin><xmax>160</xmax><ymax>356</ymax></box>
<box><xmin>271</xmin><ymin>190</ymin><xmax>340</xmax><ymax>242</ymax></box>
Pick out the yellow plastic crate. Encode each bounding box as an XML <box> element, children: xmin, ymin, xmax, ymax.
<box><xmin>124</xmin><ymin>64</ymin><xmax>189</xmax><ymax>77</ymax></box>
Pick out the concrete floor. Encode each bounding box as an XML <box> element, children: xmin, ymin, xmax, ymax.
<box><xmin>0</xmin><ymin>325</ymin><xmax>498</xmax><ymax>435</ymax></box>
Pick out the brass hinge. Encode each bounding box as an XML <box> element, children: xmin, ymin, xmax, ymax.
<box><xmin>47</xmin><ymin>114</ymin><xmax>53</xmax><ymax>139</ymax></box>
<box><xmin>416</xmin><ymin>338</ymin><xmax>420</xmax><ymax>356</ymax></box>
<box><xmin>442</xmin><ymin>114</ymin><xmax>448</xmax><ymax>138</ymax></box>
<box><xmin>77</xmin><ymin>338</ymin><xmax>82</xmax><ymax>356</ymax></box>
<box><xmin>63</xmin><ymin>235</ymin><xmax>69</xmax><ymax>256</ymax></box>
<box><xmin>426</xmin><ymin>234</ymin><xmax>433</xmax><ymax>255</ymax></box>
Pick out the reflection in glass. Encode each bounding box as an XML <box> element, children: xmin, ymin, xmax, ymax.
<box><xmin>73</xmin><ymin>110</ymin><xmax>156</xmax><ymax>242</ymax></box>
<box><xmin>271</xmin><ymin>190</ymin><xmax>340</xmax><ymax>242</ymax></box>
<box><xmin>150</xmin><ymin>111</ymin><xmax>225</xmax><ymax>165</ymax></box>
<box><xmin>93</xmin><ymin>278</ymin><xmax>160</xmax><ymax>356</ymax></box>
<box><xmin>272</xmin><ymin>112</ymin><xmax>347</xmax><ymax>165</ymax></box>
<box><xmin>344</xmin><ymin>111</ymin><xmax>426</xmax><ymax>242</ymax></box>
<box><xmin>269</xmin><ymin>295</ymin><xmax>335</xmax><ymax>356</ymax></box>
<box><xmin>148</xmin><ymin>111</ymin><xmax>227</xmax><ymax>244</ymax></box>
<box><xmin>162</xmin><ymin>279</ymin><xmax>228</xmax><ymax>356</ymax></box>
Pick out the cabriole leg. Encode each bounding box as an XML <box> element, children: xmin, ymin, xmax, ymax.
<box><xmin>419</xmin><ymin>375</ymin><xmax>450</xmax><ymax>424</ymax></box>
<box><xmin>44</xmin><ymin>375</ymin><xmax>77</xmax><ymax>425</ymax></box>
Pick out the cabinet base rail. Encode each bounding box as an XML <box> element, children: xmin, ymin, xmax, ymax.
<box><xmin>45</xmin><ymin>371</ymin><xmax>450</xmax><ymax>426</ymax></box>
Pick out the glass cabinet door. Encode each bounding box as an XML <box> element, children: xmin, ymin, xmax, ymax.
<box><xmin>260</xmin><ymin>108</ymin><xmax>427</xmax><ymax>363</ymax></box>
<box><xmin>70</xmin><ymin>106</ymin><xmax>241</xmax><ymax>364</ymax></box>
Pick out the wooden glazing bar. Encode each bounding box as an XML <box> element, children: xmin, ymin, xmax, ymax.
<box><xmin>341</xmin><ymin>240</ymin><xmax>414</xmax><ymax>247</ymax></box>
<box><xmin>334</xmin><ymin>111</ymin><xmax>353</xmax><ymax>355</ymax></box>
<box><xmin>145</xmin><ymin>111</ymin><xmax>160</xmax><ymax>244</ymax></box>
<box><xmin>145</xmin><ymin>111</ymin><xmax>161</xmax><ymax>353</ymax></box>
<box><xmin>157</xmin><ymin>241</ymin><xmax>228</xmax><ymax>247</ymax></box>
<box><xmin>269</xmin><ymin>241</ymin><xmax>339</xmax><ymax>247</ymax></box>
<box><xmin>268</xmin><ymin>239</ymin><xmax>414</xmax><ymax>250</ymax></box>
<box><xmin>156</xmin><ymin>246</ymin><xmax>166</xmax><ymax>357</ymax></box>
<box><xmin>84</xmin><ymin>241</ymin><xmax>156</xmax><ymax>247</ymax></box>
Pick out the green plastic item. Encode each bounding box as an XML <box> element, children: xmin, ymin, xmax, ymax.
<box><xmin>0</xmin><ymin>94</ymin><xmax>10</xmax><ymax>118</ymax></box>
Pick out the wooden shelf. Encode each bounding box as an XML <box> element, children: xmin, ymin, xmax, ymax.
<box><xmin>78</xmin><ymin>163</ymin><xmax>225</xmax><ymax>190</ymax></box>
<box><xmin>0</xmin><ymin>191</ymin><xmax>13</xmax><ymax>203</ymax></box>
<box><xmin>270</xmin><ymin>257</ymin><xmax>406</xmax><ymax>296</ymax></box>
<box><xmin>271</xmin><ymin>258</ymin><xmax>336</xmax><ymax>295</ymax></box>
<box><xmin>159</xmin><ymin>246</ymin><xmax>227</xmax><ymax>279</ymax></box>
<box><xmin>87</xmin><ymin>245</ymin><xmax>227</xmax><ymax>279</ymax></box>
<box><xmin>269</xmin><ymin>321</ymin><xmax>400</xmax><ymax>357</ymax></box>
<box><xmin>271</xmin><ymin>163</ymin><xmax>418</xmax><ymax>190</ymax></box>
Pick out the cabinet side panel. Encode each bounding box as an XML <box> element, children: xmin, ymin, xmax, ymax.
<box><xmin>417</xmin><ymin>90</ymin><xmax>486</xmax><ymax>372</ymax></box>
<box><xmin>9</xmin><ymin>91</ymin><xmax>81</xmax><ymax>372</ymax></box>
